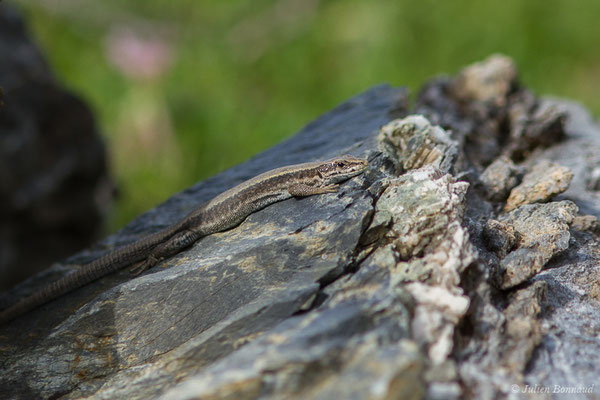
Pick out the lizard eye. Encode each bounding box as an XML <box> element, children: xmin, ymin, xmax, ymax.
<box><xmin>337</xmin><ymin>162</ymin><xmax>345</xmax><ymax>168</ymax></box>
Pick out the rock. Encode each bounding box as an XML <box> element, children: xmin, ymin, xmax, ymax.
<box><xmin>415</xmin><ymin>54</ymin><xmax>567</xmax><ymax>168</ymax></box>
<box><xmin>0</xmin><ymin>84</ymin><xmax>412</xmax><ymax>400</ymax></box>
<box><xmin>0</xmin><ymin>4</ymin><xmax>113</xmax><ymax>291</ymax></box>
<box><xmin>504</xmin><ymin>160</ymin><xmax>573</xmax><ymax>212</ymax></box>
<box><xmin>587</xmin><ymin>166</ymin><xmax>600</xmax><ymax>191</ymax></box>
<box><xmin>503</xmin><ymin>201</ymin><xmax>577</xmax><ymax>253</ymax></box>
<box><xmin>364</xmin><ymin>166</ymin><xmax>469</xmax><ymax>262</ymax></box>
<box><xmin>480</xmin><ymin>156</ymin><xmax>522</xmax><ymax>202</ymax></box>
<box><xmin>503</xmin><ymin>81</ymin><xmax>567</xmax><ymax>161</ymax></box>
<box><xmin>2</xmin><ymin>53</ymin><xmax>600</xmax><ymax>400</ymax></box>
<box><xmin>570</xmin><ymin>214</ymin><xmax>599</xmax><ymax>232</ymax></box>
<box><xmin>451</xmin><ymin>64</ymin><xmax>600</xmax><ymax>397</ymax></box>
<box><xmin>378</xmin><ymin>115</ymin><xmax>458</xmax><ymax>174</ymax></box>
<box><xmin>482</xmin><ymin>219</ymin><xmax>516</xmax><ymax>258</ymax></box>
<box><xmin>160</xmin><ymin>280</ymin><xmax>423</xmax><ymax>400</ymax></box>
<box><xmin>501</xmin><ymin>280</ymin><xmax>546</xmax><ymax>370</ymax></box>
<box><xmin>494</xmin><ymin>201</ymin><xmax>577</xmax><ymax>289</ymax></box>
<box><xmin>449</xmin><ymin>54</ymin><xmax>518</xmax><ymax>107</ymax></box>
<box><xmin>415</xmin><ymin>55</ymin><xmax>598</xmax><ymax>397</ymax></box>
<box><xmin>329</xmin><ymin>165</ymin><xmax>474</xmax><ymax>400</ymax></box>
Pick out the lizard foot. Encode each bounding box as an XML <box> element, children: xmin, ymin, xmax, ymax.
<box><xmin>129</xmin><ymin>256</ymin><xmax>159</xmax><ymax>276</ymax></box>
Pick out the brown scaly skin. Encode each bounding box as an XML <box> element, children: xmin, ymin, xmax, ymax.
<box><xmin>0</xmin><ymin>155</ymin><xmax>368</xmax><ymax>324</ymax></box>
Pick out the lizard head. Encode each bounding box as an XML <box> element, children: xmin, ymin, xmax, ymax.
<box><xmin>317</xmin><ymin>155</ymin><xmax>368</xmax><ymax>183</ymax></box>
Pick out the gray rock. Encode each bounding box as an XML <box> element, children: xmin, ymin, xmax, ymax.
<box><xmin>451</xmin><ymin>58</ymin><xmax>600</xmax><ymax>399</ymax></box>
<box><xmin>159</xmin><ymin>280</ymin><xmax>421</xmax><ymax>400</ymax></box>
<box><xmin>318</xmin><ymin>165</ymin><xmax>474</xmax><ymax>400</ymax></box>
<box><xmin>515</xmin><ymin>102</ymin><xmax>600</xmax><ymax>400</ymax></box>
<box><xmin>570</xmin><ymin>214</ymin><xmax>599</xmax><ymax>232</ymax></box>
<box><xmin>0</xmin><ymin>85</ymin><xmax>411</xmax><ymax>399</ymax></box>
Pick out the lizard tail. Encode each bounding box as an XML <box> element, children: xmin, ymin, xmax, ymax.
<box><xmin>0</xmin><ymin>253</ymin><xmax>133</xmax><ymax>325</ymax></box>
<box><xmin>0</xmin><ymin>269</ymin><xmax>94</xmax><ymax>325</ymax></box>
<box><xmin>0</xmin><ymin>224</ymin><xmax>183</xmax><ymax>325</ymax></box>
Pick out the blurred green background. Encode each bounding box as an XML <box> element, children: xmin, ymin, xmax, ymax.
<box><xmin>14</xmin><ymin>0</ymin><xmax>600</xmax><ymax>233</ymax></box>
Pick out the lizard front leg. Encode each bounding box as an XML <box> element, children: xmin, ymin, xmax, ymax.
<box><xmin>130</xmin><ymin>229</ymin><xmax>202</xmax><ymax>276</ymax></box>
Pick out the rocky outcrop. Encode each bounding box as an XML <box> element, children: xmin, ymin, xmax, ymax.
<box><xmin>1</xmin><ymin>54</ymin><xmax>599</xmax><ymax>400</ymax></box>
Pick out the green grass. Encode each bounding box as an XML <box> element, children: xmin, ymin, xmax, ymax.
<box><xmin>13</xmin><ymin>0</ymin><xmax>600</xmax><ymax>232</ymax></box>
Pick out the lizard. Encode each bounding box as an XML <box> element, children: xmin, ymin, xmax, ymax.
<box><xmin>0</xmin><ymin>155</ymin><xmax>368</xmax><ymax>324</ymax></box>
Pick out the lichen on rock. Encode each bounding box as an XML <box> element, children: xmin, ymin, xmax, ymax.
<box><xmin>357</xmin><ymin>163</ymin><xmax>475</xmax><ymax>398</ymax></box>
<box><xmin>378</xmin><ymin>115</ymin><xmax>458</xmax><ymax>174</ymax></box>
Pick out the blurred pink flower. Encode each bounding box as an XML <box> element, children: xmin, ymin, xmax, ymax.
<box><xmin>104</xmin><ymin>27</ymin><xmax>173</xmax><ymax>80</ymax></box>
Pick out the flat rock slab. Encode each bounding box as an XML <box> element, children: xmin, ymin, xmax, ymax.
<box><xmin>0</xmin><ymin>85</ymin><xmax>408</xmax><ymax>399</ymax></box>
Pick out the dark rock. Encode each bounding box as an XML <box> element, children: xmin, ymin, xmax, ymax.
<box><xmin>505</xmin><ymin>96</ymin><xmax>567</xmax><ymax>161</ymax></box>
<box><xmin>482</xmin><ymin>219</ymin><xmax>516</xmax><ymax>258</ymax></box>
<box><xmin>502</xmin><ymin>280</ymin><xmax>546</xmax><ymax>370</ymax></box>
<box><xmin>0</xmin><ymin>4</ymin><xmax>113</xmax><ymax>291</ymax></box>
<box><xmin>324</xmin><ymin>165</ymin><xmax>474</xmax><ymax>400</ymax></box>
<box><xmin>479</xmin><ymin>156</ymin><xmax>522</xmax><ymax>202</ymax></box>
<box><xmin>454</xmin><ymin>63</ymin><xmax>600</xmax><ymax>397</ymax></box>
<box><xmin>161</xmin><ymin>276</ymin><xmax>422</xmax><ymax>400</ymax></box>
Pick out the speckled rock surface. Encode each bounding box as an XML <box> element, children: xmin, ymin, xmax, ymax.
<box><xmin>2</xmin><ymin>54</ymin><xmax>600</xmax><ymax>400</ymax></box>
<box><xmin>504</xmin><ymin>160</ymin><xmax>573</xmax><ymax>212</ymax></box>
<box><xmin>418</xmin><ymin>55</ymin><xmax>599</xmax><ymax>399</ymax></box>
<box><xmin>494</xmin><ymin>201</ymin><xmax>577</xmax><ymax>289</ymax></box>
<box><xmin>378</xmin><ymin>115</ymin><xmax>458</xmax><ymax>174</ymax></box>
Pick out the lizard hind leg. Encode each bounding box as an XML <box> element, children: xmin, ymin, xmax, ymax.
<box><xmin>130</xmin><ymin>255</ymin><xmax>160</xmax><ymax>276</ymax></box>
<box><xmin>129</xmin><ymin>229</ymin><xmax>202</xmax><ymax>276</ymax></box>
